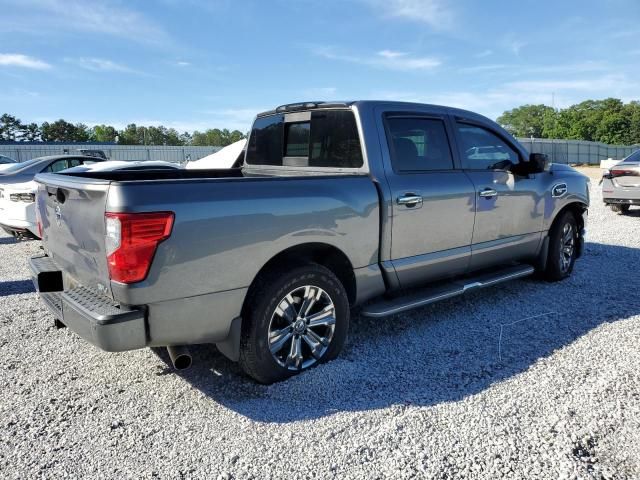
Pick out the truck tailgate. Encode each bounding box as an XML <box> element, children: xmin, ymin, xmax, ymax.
<box><xmin>36</xmin><ymin>173</ymin><xmax>113</xmax><ymax>297</ymax></box>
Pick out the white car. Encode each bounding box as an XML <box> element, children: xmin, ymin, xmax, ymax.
<box><xmin>0</xmin><ymin>155</ymin><xmax>17</xmax><ymax>172</ymax></box>
<box><xmin>0</xmin><ymin>160</ymin><xmax>180</xmax><ymax>239</ymax></box>
<box><xmin>0</xmin><ymin>180</ymin><xmax>39</xmax><ymax>237</ymax></box>
<box><xmin>62</xmin><ymin>160</ymin><xmax>181</xmax><ymax>174</ymax></box>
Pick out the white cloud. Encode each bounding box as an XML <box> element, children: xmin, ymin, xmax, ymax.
<box><xmin>0</xmin><ymin>53</ymin><xmax>51</xmax><ymax>70</ymax></box>
<box><xmin>304</xmin><ymin>87</ymin><xmax>338</xmax><ymax>98</ymax></box>
<box><xmin>66</xmin><ymin>58</ymin><xmax>138</xmax><ymax>73</ymax></box>
<box><xmin>314</xmin><ymin>46</ymin><xmax>441</xmax><ymax>71</ymax></box>
<box><xmin>372</xmin><ymin>73</ymin><xmax>640</xmax><ymax>120</ymax></box>
<box><xmin>196</xmin><ymin>108</ymin><xmax>266</xmax><ymax>131</ymax></box>
<box><xmin>363</xmin><ymin>0</ymin><xmax>454</xmax><ymax>30</ymax></box>
<box><xmin>378</xmin><ymin>50</ymin><xmax>406</xmax><ymax>59</ymax></box>
<box><xmin>458</xmin><ymin>64</ymin><xmax>509</xmax><ymax>74</ymax></box>
<box><xmin>458</xmin><ymin>61</ymin><xmax>609</xmax><ymax>76</ymax></box>
<box><xmin>1</xmin><ymin>0</ymin><xmax>169</xmax><ymax>45</ymax></box>
<box><xmin>176</xmin><ymin>61</ymin><xmax>191</xmax><ymax>67</ymax></box>
<box><xmin>475</xmin><ymin>49</ymin><xmax>493</xmax><ymax>58</ymax></box>
<box><xmin>503</xmin><ymin>35</ymin><xmax>527</xmax><ymax>55</ymax></box>
<box><xmin>505</xmin><ymin>75</ymin><xmax>634</xmax><ymax>93</ymax></box>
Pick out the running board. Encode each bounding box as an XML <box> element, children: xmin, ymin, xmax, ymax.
<box><xmin>361</xmin><ymin>264</ymin><xmax>535</xmax><ymax>318</ymax></box>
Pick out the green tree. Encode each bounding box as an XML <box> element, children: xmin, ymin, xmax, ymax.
<box><xmin>118</xmin><ymin>124</ymin><xmax>144</xmax><ymax>145</ymax></box>
<box><xmin>20</xmin><ymin>122</ymin><xmax>41</xmax><ymax>141</ymax></box>
<box><xmin>40</xmin><ymin>119</ymin><xmax>90</xmax><ymax>142</ymax></box>
<box><xmin>499</xmin><ymin>98</ymin><xmax>640</xmax><ymax>145</ymax></box>
<box><xmin>497</xmin><ymin>104</ymin><xmax>555</xmax><ymax>138</ymax></box>
<box><xmin>179</xmin><ymin>131</ymin><xmax>192</xmax><ymax>145</ymax></box>
<box><xmin>191</xmin><ymin>128</ymin><xmax>247</xmax><ymax>146</ymax></box>
<box><xmin>0</xmin><ymin>114</ymin><xmax>24</xmax><ymax>141</ymax></box>
<box><xmin>91</xmin><ymin>124</ymin><xmax>118</xmax><ymax>143</ymax></box>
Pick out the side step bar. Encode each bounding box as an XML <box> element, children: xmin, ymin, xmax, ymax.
<box><xmin>361</xmin><ymin>264</ymin><xmax>534</xmax><ymax>318</ymax></box>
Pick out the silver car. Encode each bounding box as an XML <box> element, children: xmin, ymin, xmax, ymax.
<box><xmin>602</xmin><ymin>149</ymin><xmax>640</xmax><ymax>214</ymax></box>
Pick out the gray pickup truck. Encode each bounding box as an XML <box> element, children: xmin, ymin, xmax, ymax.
<box><xmin>30</xmin><ymin>101</ymin><xmax>589</xmax><ymax>383</ymax></box>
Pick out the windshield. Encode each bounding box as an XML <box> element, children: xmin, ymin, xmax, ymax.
<box><xmin>622</xmin><ymin>149</ymin><xmax>640</xmax><ymax>163</ymax></box>
<box><xmin>0</xmin><ymin>158</ymin><xmax>41</xmax><ymax>173</ymax></box>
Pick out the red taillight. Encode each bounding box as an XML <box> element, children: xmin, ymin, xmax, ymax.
<box><xmin>610</xmin><ymin>169</ymin><xmax>634</xmax><ymax>177</ymax></box>
<box><xmin>105</xmin><ymin>212</ymin><xmax>174</xmax><ymax>284</ymax></box>
<box><xmin>35</xmin><ymin>194</ymin><xmax>43</xmax><ymax>238</ymax></box>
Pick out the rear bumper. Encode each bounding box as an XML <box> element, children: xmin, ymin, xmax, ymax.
<box><xmin>0</xmin><ymin>220</ymin><xmax>38</xmax><ymax>237</ymax></box>
<box><xmin>603</xmin><ymin>198</ymin><xmax>640</xmax><ymax>205</ymax></box>
<box><xmin>0</xmin><ymin>201</ymin><xmax>38</xmax><ymax>236</ymax></box>
<box><xmin>29</xmin><ymin>255</ymin><xmax>146</xmax><ymax>352</ymax></box>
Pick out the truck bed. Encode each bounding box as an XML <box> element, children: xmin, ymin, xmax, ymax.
<box><xmin>35</xmin><ymin>169</ymin><xmax>381</xmax><ymax>305</ymax></box>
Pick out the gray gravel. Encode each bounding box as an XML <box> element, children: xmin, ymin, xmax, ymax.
<box><xmin>1</xmin><ymin>179</ymin><xmax>640</xmax><ymax>479</ymax></box>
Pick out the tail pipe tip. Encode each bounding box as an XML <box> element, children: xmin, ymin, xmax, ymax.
<box><xmin>166</xmin><ymin>345</ymin><xmax>192</xmax><ymax>370</ymax></box>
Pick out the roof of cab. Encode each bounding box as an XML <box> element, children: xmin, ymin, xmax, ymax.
<box><xmin>256</xmin><ymin>100</ymin><xmax>491</xmax><ymax>124</ymax></box>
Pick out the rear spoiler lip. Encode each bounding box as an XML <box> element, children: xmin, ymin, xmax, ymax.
<box><xmin>34</xmin><ymin>172</ymin><xmax>112</xmax><ymax>189</ymax></box>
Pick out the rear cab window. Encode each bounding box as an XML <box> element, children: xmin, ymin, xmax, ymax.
<box><xmin>246</xmin><ymin>109</ymin><xmax>363</xmax><ymax>169</ymax></box>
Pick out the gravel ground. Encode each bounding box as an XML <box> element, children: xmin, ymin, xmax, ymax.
<box><xmin>1</xmin><ymin>177</ymin><xmax>639</xmax><ymax>479</ymax></box>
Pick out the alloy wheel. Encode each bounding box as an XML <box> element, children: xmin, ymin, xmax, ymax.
<box><xmin>267</xmin><ymin>285</ymin><xmax>336</xmax><ymax>370</ymax></box>
<box><xmin>559</xmin><ymin>223</ymin><xmax>575</xmax><ymax>273</ymax></box>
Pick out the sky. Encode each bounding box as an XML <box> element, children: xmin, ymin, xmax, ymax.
<box><xmin>0</xmin><ymin>0</ymin><xmax>639</xmax><ymax>133</ymax></box>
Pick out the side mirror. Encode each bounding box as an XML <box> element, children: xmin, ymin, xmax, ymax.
<box><xmin>528</xmin><ymin>153</ymin><xmax>550</xmax><ymax>173</ymax></box>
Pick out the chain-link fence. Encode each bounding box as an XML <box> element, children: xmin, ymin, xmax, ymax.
<box><xmin>517</xmin><ymin>138</ymin><xmax>640</xmax><ymax>165</ymax></box>
<box><xmin>0</xmin><ymin>144</ymin><xmax>221</xmax><ymax>163</ymax></box>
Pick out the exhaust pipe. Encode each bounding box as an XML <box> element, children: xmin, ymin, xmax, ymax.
<box><xmin>166</xmin><ymin>345</ymin><xmax>192</xmax><ymax>370</ymax></box>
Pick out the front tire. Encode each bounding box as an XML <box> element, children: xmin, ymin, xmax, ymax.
<box><xmin>542</xmin><ymin>211</ymin><xmax>578</xmax><ymax>282</ymax></box>
<box><xmin>239</xmin><ymin>264</ymin><xmax>349</xmax><ymax>384</ymax></box>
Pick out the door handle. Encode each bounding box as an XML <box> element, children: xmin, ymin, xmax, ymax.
<box><xmin>478</xmin><ymin>188</ymin><xmax>498</xmax><ymax>198</ymax></box>
<box><xmin>397</xmin><ymin>194</ymin><xmax>423</xmax><ymax>207</ymax></box>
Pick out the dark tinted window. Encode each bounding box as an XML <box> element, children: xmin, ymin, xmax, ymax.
<box><xmin>456</xmin><ymin>123</ymin><xmax>519</xmax><ymax>170</ymax></box>
<box><xmin>386</xmin><ymin>117</ymin><xmax>453</xmax><ymax>172</ymax></box>
<box><xmin>285</xmin><ymin>122</ymin><xmax>310</xmax><ymax>157</ymax></box>
<box><xmin>246</xmin><ymin>114</ymin><xmax>284</xmax><ymax>166</ymax></box>
<box><xmin>309</xmin><ymin>111</ymin><xmax>363</xmax><ymax>168</ymax></box>
<box><xmin>246</xmin><ymin>110</ymin><xmax>362</xmax><ymax>168</ymax></box>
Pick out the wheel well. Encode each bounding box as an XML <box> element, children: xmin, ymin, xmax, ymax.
<box><xmin>550</xmin><ymin>202</ymin><xmax>586</xmax><ymax>257</ymax></box>
<box><xmin>553</xmin><ymin>202</ymin><xmax>586</xmax><ymax>232</ymax></box>
<box><xmin>246</xmin><ymin>243</ymin><xmax>357</xmax><ymax>308</ymax></box>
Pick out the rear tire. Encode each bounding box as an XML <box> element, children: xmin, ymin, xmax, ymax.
<box><xmin>610</xmin><ymin>204</ymin><xmax>630</xmax><ymax>214</ymax></box>
<box><xmin>239</xmin><ymin>264</ymin><xmax>349</xmax><ymax>384</ymax></box>
<box><xmin>542</xmin><ymin>211</ymin><xmax>578</xmax><ymax>282</ymax></box>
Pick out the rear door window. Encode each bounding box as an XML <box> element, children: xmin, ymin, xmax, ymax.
<box><xmin>385</xmin><ymin>117</ymin><xmax>454</xmax><ymax>172</ymax></box>
<box><xmin>246</xmin><ymin>110</ymin><xmax>363</xmax><ymax>168</ymax></box>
